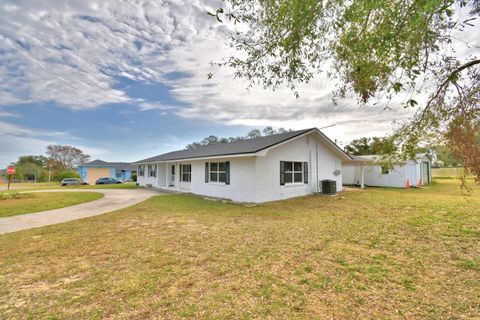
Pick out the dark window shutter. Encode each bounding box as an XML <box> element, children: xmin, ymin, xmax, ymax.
<box><xmin>225</xmin><ymin>161</ymin><xmax>230</xmax><ymax>185</ymax></box>
<box><xmin>280</xmin><ymin>161</ymin><xmax>285</xmax><ymax>185</ymax></box>
<box><xmin>205</xmin><ymin>162</ymin><xmax>209</xmax><ymax>183</ymax></box>
<box><xmin>304</xmin><ymin>162</ymin><xmax>308</xmax><ymax>184</ymax></box>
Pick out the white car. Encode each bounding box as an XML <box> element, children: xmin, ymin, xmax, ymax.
<box><xmin>61</xmin><ymin>178</ymin><xmax>88</xmax><ymax>186</ymax></box>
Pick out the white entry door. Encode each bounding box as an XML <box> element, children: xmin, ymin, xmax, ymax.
<box><xmin>169</xmin><ymin>164</ymin><xmax>176</xmax><ymax>187</ymax></box>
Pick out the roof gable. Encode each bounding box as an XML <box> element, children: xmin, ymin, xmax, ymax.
<box><xmin>81</xmin><ymin>159</ymin><xmax>136</xmax><ymax>171</ymax></box>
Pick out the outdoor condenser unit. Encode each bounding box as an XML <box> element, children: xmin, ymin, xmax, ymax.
<box><xmin>321</xmin><ymin>179</ymin><xmax>337</xmax><ymax>195</ymax></box>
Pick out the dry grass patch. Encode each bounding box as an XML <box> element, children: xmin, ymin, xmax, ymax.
<box><xmin>0</xmin><ymin>180</ymin><xmax>479</xmax><ymax>319</ymax></box>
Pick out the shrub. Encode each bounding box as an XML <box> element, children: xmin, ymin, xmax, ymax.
<box><xmin>131</xmin><ymin>173</ymin><xmax>137</xmax><ymax>182</ymax></box>
<box><xmin>0</xmin><ymin>192</ymin><xmax>32</xmax><ymax>200</ymax></box>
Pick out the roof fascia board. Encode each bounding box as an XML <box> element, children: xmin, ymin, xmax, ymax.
<box><xmin>256</xmin><ymin>128</ymin><xmax>352</xmax><ymax>161</ymax></box>
<box><xmin>136</xmin><ymin>153</ymin><xmax>257</xmax><ymax>164</ymax></box>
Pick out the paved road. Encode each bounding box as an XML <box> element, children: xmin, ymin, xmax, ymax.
<box><xmin>0</xmin><ymin>189</ymin><xmax>164</xmax><ymax>235</ymax></box>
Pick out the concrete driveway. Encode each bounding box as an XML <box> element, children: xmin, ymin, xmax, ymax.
<box><xmin>0</xmin><ymin>189</ymin><xmax>164</xmax><ymax>235</ymax></box>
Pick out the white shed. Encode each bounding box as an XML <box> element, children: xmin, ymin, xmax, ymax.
<box><xmin>342</xmin><ymin>153</ymin><xmax>432</xmax><ymax>188</ymax></box>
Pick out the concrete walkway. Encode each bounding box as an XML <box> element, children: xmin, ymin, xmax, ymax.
<box><xmin>0</xmin><ymin>189</ymin><xmax>163</xmax><ymax>235</ymax></box>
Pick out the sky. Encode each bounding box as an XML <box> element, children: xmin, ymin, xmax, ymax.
<box><xmin>0</xmin><ymin>0</ymin><xmax>478</xmax><ymax>167</ymax></box>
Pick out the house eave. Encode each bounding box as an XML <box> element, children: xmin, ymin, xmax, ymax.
<box><xmin>135</xmin><ymin>153</ymin><xmax>257</xmax><ymax>164</ymax></box>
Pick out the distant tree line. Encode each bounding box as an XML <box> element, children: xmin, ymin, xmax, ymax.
<box><xmin>2</xmin><ymin>145</ymin><xmax>90</xmax><ymax>182</ymax></box>
<box><xmin>186</xmin><ymin>126</ymin><xmax>292</xmax><ymax>149</ymax></box>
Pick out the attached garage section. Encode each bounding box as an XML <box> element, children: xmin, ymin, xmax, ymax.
<box><xmin>86</xmin><ymin>168</ymin><xmax>111</xmax><ymax>184</ymax></box>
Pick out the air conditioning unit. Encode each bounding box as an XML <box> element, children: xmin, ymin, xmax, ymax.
<box><xmin>321</xmin><ymin>179</ymin><xmax>337</xmax><ymax>195</ymax></box>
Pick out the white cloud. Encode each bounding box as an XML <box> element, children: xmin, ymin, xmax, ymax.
<box><xmin>138</xmin><ymin>101</ymin><xmax>176</xmax><ymax>111</ymax></box>
<box><xmin>0</xmin><ymin>0</ymin><xmax>215</xmax><ymax>108</ymax></box>
<box><xmin>0</xmin><ymin>0</ymin><xmax>477</xmax><ymax>147</ymax></box>
<box><xmin>0</xmin><ymin>121</ymin><xmax>109</xmax><ymax>166</ymax></box>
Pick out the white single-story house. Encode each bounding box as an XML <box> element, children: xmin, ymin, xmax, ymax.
<box><xmin>342</xmin><ymin>153</ymin><xmax>432</xmax><ymax>188</ymax></box>
<box><xmin>135</xmin><ymin>128</ymin><xmax>353</xmax><ymax>203</ymax></box>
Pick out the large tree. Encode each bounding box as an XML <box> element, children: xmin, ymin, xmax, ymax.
<box><xmin>16</xmin><ymin>155</ymin><xmax>48</xmax><ymax>168</ymax></box>
<box><xmin>186</xmin><ymin>126</ymin><xmax>290</xmax><ymax>149</ymax></box>
<box><xmin>46</xmin><ymin>145</ymin><xmax>90</xmax><ymax>170</ymax></box>
<box><xmin>345</xmin><ymin>137</ymin><xmax>397</xmax><ymax>155</ymax></box>
<box><xmin>210</xmin><ymin>0</ymin><xmax>480</xmax><ymax>183</ymax></box>
<box><xmin>10</xmin><ymin>155</ymin><xmax>48</xmax><ymax>181</ymax></box>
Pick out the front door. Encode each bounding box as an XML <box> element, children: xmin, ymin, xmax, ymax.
<box><xmin>169</xmin><ymin>165</ymin><xmax>175</xmax><ymax>187</ymax></box>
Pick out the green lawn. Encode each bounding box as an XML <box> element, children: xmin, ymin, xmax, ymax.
<box><xmin>0</xmin><ymin>192</ymin><xmax>104</xmax><ymax>217</ymax></box>
<box><xmin>0</xmin><ymin>182</ymin><xmax>140</xmax><ymax>192</ymax></box>
<box><xmin>0</xmin><ymin>179</ymin><xmax>478</xmax><ymax>319</ymax></box>
<box><xmin>432</xmin><ymin>167</ymin><xmax>470</xmax><ymax>178</ymax></box>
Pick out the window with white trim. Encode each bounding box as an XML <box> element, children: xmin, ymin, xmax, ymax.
<box><xmin>210</xmin><ymin>162</ymin><xmax>226</xmax><ymax>183</ymax></box>
<box><xmin>180</xmin><ymin>164</ymin><xmax>192</xmax><ymax>182</ymax></box>
<box><xmin>138</xmin><ymin>165</ymin><xmax>145</xmax><ymax>177</ymax></box>
<box><xmin>147</xmin><ymin>164</ymin><xmax>156</xmax><ymax>177</ymax></box>
<box><xmin>285</xmin><ymin>161</ymin><xmax>304</xmax><ymax>183</ymax></box>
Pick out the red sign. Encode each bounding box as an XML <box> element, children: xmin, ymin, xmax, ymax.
<box><xmin>7</xmin><ymin>166</ymin><xmax>15</xmax><ymax>175</ymax></box>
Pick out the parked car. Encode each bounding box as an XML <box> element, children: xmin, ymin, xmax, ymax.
<box><xmin>61</xmin><ymin>178</ymin><xmax>88</xmax><ymax>186</ymax></box>
<box><xmin>95</xmin><ymin>177</ymin><xmax>122</xmax><ymax>185</ymax></box>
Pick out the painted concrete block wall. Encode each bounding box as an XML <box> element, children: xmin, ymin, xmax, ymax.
<box><xmin>342</xmin><ymin>164</ymin><xmax>363</xmax><ymax>185</ymax></box>
<box><xmin>137</xmin><ymin>164</ymin><xmax>165</xmax><ymax>188</ymax></box>
<box><xmin>342</xmin><ymin>163</ymin><xmax>408</xmax><ymax>188</ymax></box>
<box><xmin>255</xmin><ymin>133</ymin><xmax>343</xmax><ymax>202</ymax></box>
<box><xmin>364</xmin><ymin>164</ymin><xmax>406</xmax><ymax>188</ymax></box>
<box><xmin>188</xmin><ymin>157</ymin><xmax>256</xmax><ymax>202</ymax></box>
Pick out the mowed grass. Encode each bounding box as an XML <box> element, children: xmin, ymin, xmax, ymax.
<box><xmin>0</xmin><ymin>180</ymin><xmax>479</xmax><ymax>319</ymax></box>
<box><xmin>432</xmin><ymin>167</ymin><xmax>473</xmax><ymax>178</ymax></box>
<box><xmin>0</xmin><ymin>181</ymin><xmax>140</xmax><ymax>192</ymax></box>
<box><xmin>0</xmin><ymin>192</ymin><xmax>104</xmax><ymax>217</ymax></box>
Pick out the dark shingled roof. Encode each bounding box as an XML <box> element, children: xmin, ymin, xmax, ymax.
<box><xmin>82</xmin><ymin>160</ymin><xmax>136</xmax><ymax>171</ymax></box>
<box><xmin>136</xmin><ymin>128</ymin><xmax>317</xmax><ymax>163</ymax></box>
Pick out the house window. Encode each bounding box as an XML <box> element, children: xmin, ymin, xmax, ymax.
<box><xmin>148</xmin><ymin>164</ymin><xmax>157</xmax><ymax>177</ymax></box>
<box><xmin>138</xmin><ymin>165</ymin><xmax>145</xmax><ymax>177</ymax></box>
<box><xmin>180</xmin><ymin>164</ymin><xmax>191</xmax><ymax>182</ymax></box>
<box><xmin>381</xmin><ymin>166</ymin><xmax>389</xmax><ymax>175</ymax></box>
<box><xmin>284</xmin><ymin>161</ymin><xmax>304</xmax><ymax>183</ymax></box>
<box><xmin>210</xmin><ymin>162</ymin><xmax>226</xmax><ymax>183</ymax></box>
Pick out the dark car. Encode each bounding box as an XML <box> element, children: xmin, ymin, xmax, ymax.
<box><xmin>61</xmin><ymin>178</ymin><xmax>88</xmax><ymax>186</ymax></box>
<box><xmin>95</xmin><ymin>177</ymin><xmax>122</xmax><ymax>185</ymax></box>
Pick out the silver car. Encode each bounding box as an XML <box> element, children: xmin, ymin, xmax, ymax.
<box><xmin>61</xmin><ymin>178</ymin><xmax>88</xmax><ymax>186</ymax></box>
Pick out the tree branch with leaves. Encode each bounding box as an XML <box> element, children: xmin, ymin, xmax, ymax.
<box><xmin>209</xmin><ymin>0</ymin><xmax>480</xmax><ymax>184</ymax></box>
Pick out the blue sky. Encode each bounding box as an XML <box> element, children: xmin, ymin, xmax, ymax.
<box><xmin>0</xmin><ymin>0</ymin><xmax>478</xmax><ymax>167</ymax></box>
<box><xmin>0</xmin><ymin>77</ymin><xmax>249</xmax><ymax>166</ymax></box>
